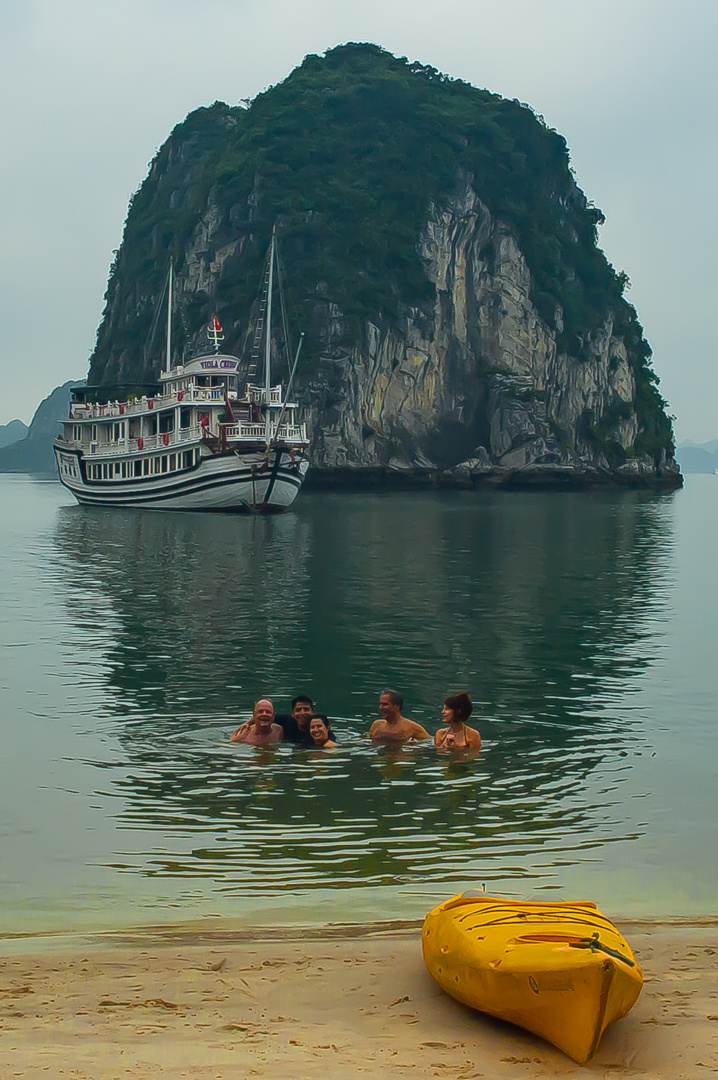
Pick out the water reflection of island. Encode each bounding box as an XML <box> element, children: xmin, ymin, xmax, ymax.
<box><xmin>55</xmin><ymin>507</ymin><xmax>314</xmax><ymax>714</ymax></box>
<box><xmin>53</xmin><ymin>491</ymin><xmax>675</xmax><ymax>895</ymax></box>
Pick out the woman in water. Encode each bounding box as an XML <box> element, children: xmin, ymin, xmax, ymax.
<box><xmin>435</xmin><ymin>692</ymin><xmax>481</xmax><ymax>751</ymax></box>
<box><xmin>309</xmin><ymin>714</ymin><xmax>337</xmax><ymax>749</ymax></box>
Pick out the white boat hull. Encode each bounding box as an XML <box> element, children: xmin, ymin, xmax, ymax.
<box><xmin>54</xmin><ymin>446</ymin><xmax>308</xmax><ymax>512</ymax></box>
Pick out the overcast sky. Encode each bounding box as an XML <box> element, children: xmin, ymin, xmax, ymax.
<box><xmin>1</xmin><ymin>0</ymin><xmax>716</xmax><ymax>441</ymax></box>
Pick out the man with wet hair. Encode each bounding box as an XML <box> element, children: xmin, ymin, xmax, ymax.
<box><xmin>277</xmin><ymin>695</ymin><xmax>337</xmax><ymax>745</ymax></box>
<box><xmin>276</xmin><ymin>694</ymin><xmax>314</xmax><ymax>743</ymax></box>
<box><xmin>369</xmin><ymin>689</ymin><xmax>430</xmax><ymax>743</ymax></box>
<box><xmin>230</xmin><ymin>699</ymin><xmax>283</xmax><ymax>745</ymax></box>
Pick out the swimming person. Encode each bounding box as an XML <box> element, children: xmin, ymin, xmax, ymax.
<box><xmin>308</xmin><ymin>714</ymin><xmax>337</xmax><ymax>748</ymax></box>
<box><xmin>230</xmin><ymin>699</ymin><xmax>283</xmax><ymax>746</ymax></box>
<box><xmin>276</xmin><ymin>694</ymin><xmax>315</xmax><ymax>743</ymax></box>
<box><xmin>276</xmin><ymin>695</ymin><xmax>336</xmax><ymax>745</ymax></box>
<box><xmin>234</xmin><ymin>694</ymin><xmax>337</xmax><ymax>746</ymax></box>
<box><xmin>434</xmin><ymin>692</ymin><xmax>481</xmax><ymax>750</ymax></box>
<box><xmin>369</xmin><ymin>689</ymin><xmax>430</xmax><ymax>743</ymax></box>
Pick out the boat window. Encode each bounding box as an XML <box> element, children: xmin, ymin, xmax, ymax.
<box><xmin>143</xmin><ymin>458</ymin><xmax>150</xmax><ymax>476</ymax></box>
<box><xmin>134</xmin><ymin>461</ymin><xmax>141</xmax><ymax>477</ymax></box>
<box><xmin>154</xmin><ymin>457</ymin><xmax>161</xmax><ymax>474</ymax></box>
<box><xmin>169</xmin><ymin>453</ymin><xmax>176</xmax><ymax>471</ymax></box>
<box><xmin>180</xmin><ymin>407</ymin><xmax>191</xmax><ymax>429</ymax></box>
<box><xmin>161</xmin><ymin>456</ymin><xmax>168</xmax><ymax>473</ymax></box>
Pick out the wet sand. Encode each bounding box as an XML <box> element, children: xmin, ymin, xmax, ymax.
<box><xmin>1</xmin><ymin>920</ymin><xmax>716</xmax><ymax>1078</ymax></box>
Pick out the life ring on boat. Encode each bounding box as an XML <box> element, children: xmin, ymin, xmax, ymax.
<box><xmin>137</xmin><ymin>436</ymin><xmax>144</xmax><ymax>450</ymax></box>
<box><xmin>161</xmin><ymin>432</ymin><xmax>169</xmax><ymax>446</ymax></box>
<box><xmin>148</xmin><ymin>398</ymin><xmax>154</xmax><ymax>410</ymax></box>
<box><xmin>177</xmin><ymin>391</ymin><xmax>183</xmax><ymax>402</ymax></box>
<box><xmin>119</xmin><ymin>402</ymin><xmax>125</xmax><ymax>414</ymax></box>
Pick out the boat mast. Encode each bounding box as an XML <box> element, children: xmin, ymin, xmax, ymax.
<box><xmin>264</xmin><ymin>229</ymin><xmax>275</xmax><ymax>443</ymax></box>
<box><xmin>165</xmin><ymin>259</ymin><xmax>173</xmax><ymax>375</ymax></box>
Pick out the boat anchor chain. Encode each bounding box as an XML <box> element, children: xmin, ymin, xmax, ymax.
<box><xmin>569</xmin><ymin>932</ymin><xmax>635</xmax><ymax>966</ymax></box>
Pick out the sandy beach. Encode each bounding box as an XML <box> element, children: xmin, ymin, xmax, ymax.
<box><xmin>1</xmin><ymin>919</ymin><xmax>716</xmax><ymax>1079</ymax></box>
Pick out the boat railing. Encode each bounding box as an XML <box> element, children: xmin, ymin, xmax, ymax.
<box><xmin>68</xmin><ymin>388</ymin><xmax>238</xmax><ymax>420</ymax></box>
<box><xmin>273</xmin><ymin>424</ymin><xmax>306</xmax><ymax>441</ymax></box>
<box><xmin>245</xmin><ymin>385</ymin><xmax>283</xmax><ymax>405</ymax></box>
<box><xmin>222</xmin><ymin>423</ymin><xmax>267</xmax><ymax>440</ymax></box>
<box><xmin>222</xmin><ymin>422</ymin><xmax>307</xmax><ymax>442</ymax></box>
<box><xmin>73</xmin><ymin>426</ymin><xmax>204</xmax><ymax>456</ymax></box>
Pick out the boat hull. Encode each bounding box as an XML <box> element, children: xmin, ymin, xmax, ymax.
<box><xmin>54</xmin><ymin>446</ymin><xmax>308</xmax><ymax>512</ymax></box>
<box><xmin>422</xmin><ymin>894</ymin><xmax>643</xmax><ymax>1063</ymax></box>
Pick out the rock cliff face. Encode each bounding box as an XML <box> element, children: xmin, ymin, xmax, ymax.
<box><xmin>299</xmin><ymin>178</ymin><xmax>678</xmax><ymax>486</ymax></box>
<box><xmin>87</xmin><ymin>44</ymin><xmax>680</xmax><ymax>489</ymax></box>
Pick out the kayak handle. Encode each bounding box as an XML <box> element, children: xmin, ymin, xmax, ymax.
<box><xmin>569</xmin><ymin>932</ymin><xmax>635</xmax><ymax>967</ymax></box>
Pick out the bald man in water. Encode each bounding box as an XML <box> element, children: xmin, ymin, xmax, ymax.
<box><xmin>230</xmin><ymin>699</ymin><xmax>283</xmax><ymax>746</ymax></box>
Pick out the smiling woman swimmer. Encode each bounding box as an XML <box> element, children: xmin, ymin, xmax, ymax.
<box><xmin>308</xmin><ymin>714</ymin><xmax>337</xmax><ymax>748</ymax></box>
<box><xmin>434</xmin><ymin>692</ymin><xmax>481</xmax><ymax>751</ymax></box>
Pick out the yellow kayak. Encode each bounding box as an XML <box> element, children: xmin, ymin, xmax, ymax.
<box><xmin>422</xmin><ymin>893</ymin><xmax>643</xmax><ymax>1063</ymax></box>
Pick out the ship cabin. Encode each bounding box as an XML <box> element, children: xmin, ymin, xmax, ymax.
<box><xmin>58</xmin><ymin>354</ymin><xmax>307</xmax><ymax>484</ymax></box>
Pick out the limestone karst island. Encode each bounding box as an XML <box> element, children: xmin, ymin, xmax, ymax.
<box><xmin>86</xmin><ymin>43</ymin><xmax>681</xmax><ymax>491</ymax></box>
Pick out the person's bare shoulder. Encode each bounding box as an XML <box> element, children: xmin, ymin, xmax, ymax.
<box><xmin>409</xmin><ymin>720</ymin><xmax>431</xmax><ymax>740</ymax></box>
<box><xmin>369</xmin><ymin>719</ymin><xmax>386</xmax><ymax>739</ymax></box>
<box><xmin>230</xmin><ymin>719</ymin><xmax>252</xmax><ymax>742</ymax></box>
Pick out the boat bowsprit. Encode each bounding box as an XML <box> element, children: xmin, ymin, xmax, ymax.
<box><xmin>422</xmin><ymin>893</ymin><xmax>643</xmax><ymax>1064</ymax></box>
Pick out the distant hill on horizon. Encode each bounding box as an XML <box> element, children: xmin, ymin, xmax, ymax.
<box><xmin>0</xmin><ymin>382</ymin><xmax>81</xmax><ymax>474</ymax></box>
<box><xmin>0</xmin><ymin>418</ymin><xmax>28</xmax><ymax>449</ymax></box>
<box><xmin>676</xmin><ymin>438</ymin><xmax>718</xmax><ymax>474</ymax></box>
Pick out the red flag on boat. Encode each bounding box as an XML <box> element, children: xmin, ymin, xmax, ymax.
<box><xmin>213</xmin><ymin>316</ymin><xmax>222</xmax><ymax>333</ymax></box>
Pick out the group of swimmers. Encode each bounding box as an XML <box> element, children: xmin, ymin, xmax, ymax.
<box><xmin>230</xmin><ymin>689</ymin><xmax>481</xmax><ymax>751</ymax></box>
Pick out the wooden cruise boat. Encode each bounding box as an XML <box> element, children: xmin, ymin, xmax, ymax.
<box><xmin>54</xmin><ymin>234</ymin><xmax>309</xmax><ymax>512</ymax></box>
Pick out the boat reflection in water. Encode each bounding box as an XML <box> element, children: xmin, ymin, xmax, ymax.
<box><xmin>53</xmin><ymin>490</ymin><xmax>675</xmax><ymax>908</ymax></box>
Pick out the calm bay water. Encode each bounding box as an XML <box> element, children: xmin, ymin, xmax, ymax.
<box><xmin>0</xmin><ymin>474</ymin><xmax>715</xmax><ymax>937</ymax></box>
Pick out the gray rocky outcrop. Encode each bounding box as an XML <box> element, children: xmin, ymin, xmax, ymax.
<box><xmin>292</xmin><ymin>179</ymin><xmax>679</xmax><ymax>487</ymax></box>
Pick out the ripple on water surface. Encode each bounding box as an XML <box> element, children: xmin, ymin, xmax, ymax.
<box><xmin>4</xmin><ymin>479</ymin><xmax>714</xmax><ymax>932</ymax></box>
